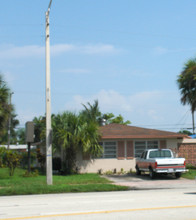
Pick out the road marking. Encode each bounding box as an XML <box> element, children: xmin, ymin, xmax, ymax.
<box><xmin>1</xmin><ymin>205</ymin><xmax>196</xmax><ymax>220</ymax></box>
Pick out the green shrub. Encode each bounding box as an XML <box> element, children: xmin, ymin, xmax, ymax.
<box><xmin>0</xmin><ymin>146</ymin><xmax>7</xmax><ymax>168</ymax></box>
<box><xmin>119</xmin><ymin>168</ymin><xmax>126</xmax><ymax>174</ymax></box>
<box><xmin>104</xmin><ymin>170</ymin><xmax>113</xmax><ymax>175</ymax></box>
<box><xmin>20</xmin><ymin>151</ymin><xmax>37</xmax><ymax>168</ymax></box>
<box><xmin>186</xmin><ymin>164</ymin><xmax>196</xmax><ymax>170</ymax></box>
<box><xmin>4</xmin><ymin>150</ymin><xmax>22</xmax><ymax>176</ymax></box>
<box><xmin>23</xmin><ymin>169</ymin><xmax>39</xmax><ymax>177</ymax></box>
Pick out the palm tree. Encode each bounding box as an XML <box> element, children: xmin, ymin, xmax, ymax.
<box><xmin>52</xmin><ymin>111</ymin><xmax>102</xmax><ymax>173</ymax></box>
<box><xmin>81</xmin><ymin>100</ymin><xmax>102</xmax><ymax>124</ymax></box>
<box><xmin>81</xmin><ymin>100</ymin><xmax>131</xmax><ymax>125</ymax></box>
<box><xmin>177</xmin><ymin>58</ymin><xmax>196</xmax><ymax>134</ymax></box>
<box><xmin>1</xmin><ymin>112</ymin><xmax>19</xmax><ymax>144</ymax></box>
<box><xmin>0</xmin><ymin>75</ymin><xmax>11</xmax><ymax>141</ymax></box>
<box><xmin>33</xmin><ymin>116</ymin><xmax>46</xmax><ymax>143</ymax></box>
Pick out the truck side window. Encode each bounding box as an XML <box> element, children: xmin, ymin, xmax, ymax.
<box><xmin>144</xmin><ymin>151</ymin><xmax>148</xmax><ymax>159</ymax></box>
<box><xmin>141</xmin><ymin>152</ymin><xmax>145</xmax><ymax>158</ymax></box>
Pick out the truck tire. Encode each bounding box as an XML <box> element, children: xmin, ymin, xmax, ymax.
<box><xmin>175</xmin><ymin>172</ymin><xmax>181</xmax><ymax>179</ymax></box>
<box><xmin>149</xmin><ymin>168</ymin><xmax>155</xmax><ymax>179</ymax></box>
<box><xmin>136</xmin><ymin>166</ymin><xmax>141</xmax><ymax>175</ymax></box>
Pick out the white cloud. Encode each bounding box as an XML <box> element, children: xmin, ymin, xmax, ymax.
<box><xmin>0</xmin><ymin>44</ymin><xmax>44</xmax><ymax>59</ymax></box>
<box><xmin>64</xmin><ymin>89</ymin><xmax>166</xmax><ymax>123</ymax></box>
<box><xmin>128</xmin><ymin>91</ymin><xmax>162</xmax><ymax>105</ymax></box>
<box><xmin>65</xmin><ymin>90</ymin><xmax>131</xmax><ymax>113</ymax></box>
<box><xmin>51</xmin><ymin>43</ymin><xmax>119</xmax><ymax>55</ymax></box>
<box><xmin>79</xmin><ymin>44</ymin><xmax>119</xmax><ymax>54</ymax></box>
<box><xmin>15</xmin><ymin>89</ymin><xmax>190</xmax><ymax>131</ymax></box>
<box><xmin>63</xmin><ymin>89</ymin><xmax>191</xmax><ymax>130</ymax></box>
<box><xmin>0</xmin><ymin>43</ymin><xmax>119</xmax><ymax>60</ymax></box>
<box><xmin>154</xmin><ymin>46</ymin><xmax>196</xmax><ymax>55</ymax></box>
<box><xmin>51</xmin><ymin>44</ymin><xmax>75</xmax><ymax>55</ymax></box>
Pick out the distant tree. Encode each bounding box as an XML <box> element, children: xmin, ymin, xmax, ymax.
<box><xmin>82</xmin><ymin>100</ymin><xmax>131</xmax><ymax>125</ymax></box>
<box><xmin>1</xmin><ymin>112</ymin><xmax>19</xmax><ymax>144</ymax></box>
<box><xmin>9</xmin><ymin>113</ymin><xmax>19</xmax><ymax>144</ymax></box>
<box><xmin>177</xmin><ymin>58</ymin><xmax>196</xmax><ymax>133</ymax></box>
<box><xmin>16</xmin><ymin>128</ymin><xmax>25</xmax><ymax>144</ymax></box>
<box><xmin>0</xmin><ymin>75</ymin><xmax>19</xmax><ymax>144</ymax></box>
<box><xmin>32</xmin><ymin>116</ymin><xmax>46</xmax><ymax>170</ymax></box>
<box><xmin>102</xmin><ymin>113</ymin><xmax>131</xmax><ymax>125</ymax></box>
<box><xmin>33</xmin><ymin>116</ymin><xmax>46</xmax><ymax>143</ymax></box>
<box><xmin>178</xmin><ymin>130</ymin><xmax>192</xmax><ymax>136</ymax></box>
<box><xmin>81</xmin><ymin>100</ymin><xmax>102</xmax><ymax>124</ymax></box>
<box><xmin>0</xmin><ymin>74</ymin><xmax>11</xmax><ymax>140</ymax></box>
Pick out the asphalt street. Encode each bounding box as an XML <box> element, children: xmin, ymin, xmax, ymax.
<box><xmin>0</xmin><ymin>176</ymin><xmax>196</xmax><ymax>220</ymax></box>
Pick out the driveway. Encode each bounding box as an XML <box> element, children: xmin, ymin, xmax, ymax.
<box><xmin>104</xmin><ymin>173</ymin><xmax>196</xmax><ymax>190</ymax></box>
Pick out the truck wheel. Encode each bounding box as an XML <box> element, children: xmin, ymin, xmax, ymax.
<box><xmin>136</xmin><ymin>166</ymin><xmax>141</xmax><ymax>175</ymax></box>
<box><xmin>175</xmin><ymin>172</ymin><xmax>181</xmax><ymax>179</ymax></box>
<box><xmin>149</xmin><ymin>168</ymin><xmax>155</xmax><ymax>179</ymax></box>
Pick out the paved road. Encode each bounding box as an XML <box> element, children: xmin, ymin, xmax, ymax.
<box><xmin>0</xmin><ymin>177</ymin><xmax>196</xmax><ymax>220</ymax></box>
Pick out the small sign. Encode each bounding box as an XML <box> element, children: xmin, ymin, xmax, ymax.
<box><xmin>25</xmin><ymin>121</ymin><xmax>34</xmax><ymax>143</ymax></box>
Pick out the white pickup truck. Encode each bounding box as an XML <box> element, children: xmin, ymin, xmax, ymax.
<box><xmin>135</xmin><ymin>149</ymin><xmax>186</xmax><ymax>179</ymax></box>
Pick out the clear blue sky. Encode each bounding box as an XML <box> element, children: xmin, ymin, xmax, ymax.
<box><xmin>1</xmin><ymin>0</ymin><xmax>196</xmax><ymax>132</ymax></box>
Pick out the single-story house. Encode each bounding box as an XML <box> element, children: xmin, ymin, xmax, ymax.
<box><xmin>76</xmin><ymin>123</ymin><xmax>196</xmax><ymax>173</ymax></box>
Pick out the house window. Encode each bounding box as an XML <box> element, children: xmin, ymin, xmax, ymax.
<box><xmin>134</xmin><ymin>140</ymin><xmax>158</xmax><ymax>158</ymax></box>
<box><xmin>98</xmin><ymin>141</ymin><xmax>117</xmax><ymax>158</ymax></box>
<box><xmin>135</xmin><ymin>141</ymin><xmax>146</xmax><ymax>158</ymax></box>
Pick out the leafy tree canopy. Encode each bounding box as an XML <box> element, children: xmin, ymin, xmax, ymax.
<box><xmin>0</xmin><ymin>74</ymin><xmax>19</xmax><ymax>144</ymax></box>
<box><xmin>82</xmin><ymin>100</ymin><xmax>131</xmax><ymax>125</ymax></box>
<box><xmin>177</xmin><ymin>58</ymin><xmax>196</xmax><ymax>133</ymax></box>
<box><xmin>102</xmin><ymin>113</ymin><xmax>131</xmax><ymax>125</ymax></box>
<box><xmin>178</xmin><ymin>130</ymin><xmax>193</xmax><ymax>136</ymax></box>
<box><xmin>32</xmin><ymin>100</ymin><xmax>131</xmax><ymax>173</ymax></box>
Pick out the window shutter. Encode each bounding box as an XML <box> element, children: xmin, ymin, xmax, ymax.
<box><xmin>118</xmin><ymin>141</ymin><xmax>125</xmax><ymax>159</ymax></box>
<box><xmin>127</xmin><ymin>141</ymin><xmax>134</xmax><ymax>159</ymax></box>
<box><xmin>160</xmin><ymin>140</ymin><xmax>167</xmax><ymax>149</ymax></box>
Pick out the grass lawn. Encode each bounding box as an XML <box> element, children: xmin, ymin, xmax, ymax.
<box><xmin>0</xmin><ymin>168</ymin><xmax>128</xmax><ymax>196</ymax></box>
<box><xmin>182</xmin><ymin>169</ymin><xmax>196</xmax><ymax>180</ymax></box>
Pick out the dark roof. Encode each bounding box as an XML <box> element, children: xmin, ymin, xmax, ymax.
<box><xmin>100</xmin><ymin>123</ymin><xmax>189</xmax><ymax>140</ymax></box>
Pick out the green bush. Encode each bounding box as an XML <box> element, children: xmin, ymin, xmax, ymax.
<box><xmin>23</xmin><ymin>169</ymin><xmax>39</xmax><ymax>177</ymax></box>
<box><xmin>4</xmin><ymin>150</ymin><xmax>22</xmax><ymax>176</ymax></box>
<box><xmin>104</xmin><ymin>170</ymin><xmax>113</xmax><ymax>175</ymax></box>
<box><xmin>0</xmin><ymin>146</ymin><xmax>7</xmax><ymax>168</ymax></box>
<box><xmin>186</xmin><ymin>163</ymin><xmax>196</xmax><ymax>170</ymax></box>
<box><xmin>20</xmin><ymin>151</ymin><xmax>37</xmax><ymax>168</ymax></box>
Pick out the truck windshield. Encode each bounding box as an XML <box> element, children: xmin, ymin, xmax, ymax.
<box><xmin>149</xmin><ymin>150</ymin><xmax>172</xmax><ymax>158</ymax></box>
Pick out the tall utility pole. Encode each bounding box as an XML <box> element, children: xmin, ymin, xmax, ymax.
<box><xmin>7</xmin><ymin>92</ymin><xmax>14</xmax><ymax>150</ymax></box>
<box><xmin>45</xmin><ymin>0</ymin><xmax>53</xmax><ymax>185</ymax></box>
